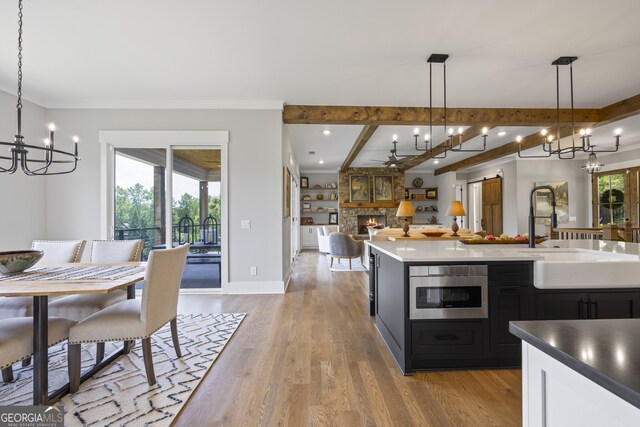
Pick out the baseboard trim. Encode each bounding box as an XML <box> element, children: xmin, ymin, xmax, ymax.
<box><xmin>224</xmin><ymin>280</ymin><xmax>285</xmax><ymax>294</ymax></box>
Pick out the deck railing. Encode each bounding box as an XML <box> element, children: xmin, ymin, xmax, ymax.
<box><xmin>548</xmin><ymin>222</ymin><xmax>639</xmax><ymax>243</ymax></box>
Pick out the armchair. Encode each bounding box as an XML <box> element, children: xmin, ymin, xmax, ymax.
<box><xmin>317</xmin><ymin>225</ymin><xmax>338</xmax><ymax>253</ymax></box>
<box><xmin>328</xmin><ymin>232</ymin><xmax>364</xmax><ymax>269</ymax></box>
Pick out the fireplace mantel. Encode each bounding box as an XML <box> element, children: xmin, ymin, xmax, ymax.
<box><xmin>340</xmin><ymin>202</ymin><xmax>399</xmax><ymax>208</ymax></box>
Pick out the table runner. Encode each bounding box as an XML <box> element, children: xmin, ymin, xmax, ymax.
<box><xmin>0</xmin><ymin>265</ymin><xmax>146</xmax><ymax>282</ymax></box>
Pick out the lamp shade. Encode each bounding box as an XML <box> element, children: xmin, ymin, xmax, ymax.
<box><xmin>445</xmin><ymin>201</ymin><xmax>466</xmax><ymax>217</ymax></box>
<box><xmin>396</xmin><ymin>200</ymin><xmax>416</xmax><ymax>217</ymax></box>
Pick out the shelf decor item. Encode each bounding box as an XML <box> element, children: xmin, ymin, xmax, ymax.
<box><xmin>327</xmin><ymin>182</ymin><xmax>337</xmax><ymax>189</ymax></box>
<box><xmin>317</xmin><ymin>194</ymin><xmax>324</xmax><ymax>200</ymax></box>
<box><xmin>301</xmin><ymin>217</ymin><xmax>314</xmax><ymax>225</ymax></box>
<box><xmin>303</xmin><ymin>194</ymin><xmax>311</xmax><ymax>201</ymax></box>
<box><xmin>426</xmin><ymin>188</ymin><xmax>438</xmax><ymax>199</ymax></box>
<box><xmin>301</xmin><ymin>177</ymin><xmax>309</xmax><ymax>188</ymax></box>
<box><xmin>329</xmin><ymin>212</ymin><xmax>338</xmax><ymax>224</ymax></box>
<box><xmin>412</xmin><ymin>177</ymin><xmax>424</xmax><ymax>188</ymax></box>
<box><xmin>374</xmin><ymin>175</ymin><xmax>394</xmax><ymax>202</ymax></box>
<box><xmin>349</xmin><ymin>175</ymin><xmax>370</xmax><ymax>202</ymax></box>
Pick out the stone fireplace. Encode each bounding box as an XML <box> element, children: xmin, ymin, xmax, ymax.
<box><xmin>338</xmin><ymin>167</ymin><xmax>405</xmax><ymax>235</ymax></box>
<box><xmin>357</xmin><ymin>215</ymin><xmax>386</xmax><ymax>235</ymax></box>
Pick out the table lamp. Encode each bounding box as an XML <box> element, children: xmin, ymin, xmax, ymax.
<box><xmin>446</xmin><ymin>201</ymin><xmax>466</xmax><ymax>237</ymax></box>
<box><xmin>396</xmin><ymin>201</ymin><xmax>416</xmax><ymax>237</ymax></box>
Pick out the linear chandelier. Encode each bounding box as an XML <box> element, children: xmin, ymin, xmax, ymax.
<box><xmin>518</xmin><ymin>56</ymin><xmax>622</xmax><ymax>163</ymax></box>
<box><xmin>392</xmin><ymin>54</ymin><xmax>489</xmax><ymax>159</ymax></box>
<box><xmin>0</xmin><ymin>0</ymin><xmax>79</xmax><ymax>176</ymax></box>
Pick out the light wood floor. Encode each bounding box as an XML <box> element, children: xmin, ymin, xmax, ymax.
<box><xmin>174</xmin><ymin>250</ymin><xmax>522</xmax><ymax>426</ymax></box>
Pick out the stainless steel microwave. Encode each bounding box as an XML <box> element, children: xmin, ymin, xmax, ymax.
<box><xmin>409</xmin><ymin>265</ymin><xmax>488</xmax><ymax>320</ymax></box>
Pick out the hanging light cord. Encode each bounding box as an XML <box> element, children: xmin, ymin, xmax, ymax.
<box><xmin>16</xmin><ymin>0</ymin><xmax>23</xmax><ymax>138</ymax></box>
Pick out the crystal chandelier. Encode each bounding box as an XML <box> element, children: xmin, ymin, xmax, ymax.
<box><xmin>518</xmin><ymin>57</ymin><xmax>621</xmax><ymax>160</ymax></box>
<box><xmin>581</xmin><ymin>150</ymin><xmax>604</xmax><ymax>174</ymax></box>
<box><xmin>0</xmin><ymin>0</ymin><xmax>79</xmax><ymax>176</ymax></box>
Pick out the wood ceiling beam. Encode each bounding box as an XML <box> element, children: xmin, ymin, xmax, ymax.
<box><xmin>433</xmin><ymin>126</ymin><xmax>583</xmax><ymax>175</ymax></box>
<box><xmin>340</xmin><ymin>125</ymin><xmax>378</xmax><ymax>171</ymax></box>
<box><xmin>400</xmin><ymin>126</ymin><xmax>489</xmax><ymax>172</ymax></box>
<box><xmin>598</xmin><ymin>92</ymin><xmax>640</xmax><ymax>126</ymax></box>
<box><xmin>283</xmin><ymin>105</ymin><xmax>600</xmax><ymax>126</ymax></box>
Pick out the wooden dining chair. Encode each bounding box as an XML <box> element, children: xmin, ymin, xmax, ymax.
<box><xmin>48</xmin><ymin>239</ymin><xmax>143</xmax><ymax>362</ymax></box>
<box><xmin>68</xmin><ymin>244</ymin><xmax>189</xmax><ymax>391</ymax></box>
<box><xmin>0</xmin><ymin>317</ymin><xmax>76</xmax><ymax>383</ymax></box>
<box><xmin>0</xmin><ymin>240</ymin><xmax>86</xmax><ymax>321</ymax></box>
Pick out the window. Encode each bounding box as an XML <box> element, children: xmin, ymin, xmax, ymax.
<box><xmin>592</xmin><ymin>166</ymin><xmax>640</xmax><ymax>228</ymax></box>
<box><xmin>596</xmin><ymin>173</ymin><xmax>625</xmax><ymax>226</ymax></box>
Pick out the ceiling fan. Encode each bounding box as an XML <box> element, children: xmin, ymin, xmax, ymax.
<box><xmin>370</xmin><ymin>139</ymin><xmax>414</xmax><ymax>168</ymax></box>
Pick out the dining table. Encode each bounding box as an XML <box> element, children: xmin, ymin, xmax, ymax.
<box><xmin>0</xmin><ymin>262</ymin><xmax>146</xmax><ymax>405</ymax></box>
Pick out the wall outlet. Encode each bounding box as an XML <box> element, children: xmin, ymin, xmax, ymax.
<box><xmin>241</xmin><ymin>220</ymin><xmax>251</xmax><ymax>229</ymax></box>
<box><xmin>250</xmin><ymin>266</ymin><xmax>257</xmax><ymax>276</ymax></box>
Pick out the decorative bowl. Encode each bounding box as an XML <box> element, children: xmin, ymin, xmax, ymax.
<box><xmin>0</xmin><ymin>250</ymin><xmax>44</xmax><ymax>274</ymax></box>
<box><xmin>422</xmin><ymin>231</ymin><xmax>446</xmax><ymax>238</ymax></box>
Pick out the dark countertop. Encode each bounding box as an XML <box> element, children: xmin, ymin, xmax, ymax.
<box><xmin>510</xmin><ymin>319</ymin><xmax>640</xmax><ymax>409</ymax></box>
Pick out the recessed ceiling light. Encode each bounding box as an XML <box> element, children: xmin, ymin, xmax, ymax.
<box><xmin>498</xmin><ymin>131</ymin><xmax>507</xmax><ymax>137</ymax></box>
<box><xmin>433</xmin><ymin>160</ymin><xmax>440</xmax><ymax>164</ymax></box>
<box><xmin>323</xmin><ymin>130</ymin><xmax>331</xmax><ymax>136</ymax></box>
<box><xmin>319</xmin><ymin>159</ymin><xmax>324</xmax><ymax>164</ymax></box>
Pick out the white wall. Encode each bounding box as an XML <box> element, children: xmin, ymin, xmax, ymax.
<box><xmin>516</xmin><ymin>159</ymin><xmax>589</xmax><ymax>235</ymax></box>
<box><xmin>435</xmin><ymin>171</ymin><xmax>457</xmax><ymax>228</ymax></box>
<box><xmin>282</xmin><ymin>124</ymin><xmax>300</xmax><ymax>288</ymax></box>
<box><xmin>43</xmin><ymin>107</ymin><xmax>286</xmax><ymax>292</ymax></box>
<box><xmin>0</xmin><ymin>91</ymin><xmax>48</xmax><ymax>250</ymax></box>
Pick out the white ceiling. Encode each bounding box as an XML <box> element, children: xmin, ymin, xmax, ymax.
<box><xmin>0</xmin><ymin>0</ymin><xmax>638</xmax><ymax>108</ymax></box>
<box><xmin>1</xmin><ymin>1</ymin><xmax>639</xmax><ymax>173</ymax></box>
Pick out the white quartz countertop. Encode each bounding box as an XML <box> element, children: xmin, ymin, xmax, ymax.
<box><xmin>365</xmin><ymin>239</ymin><xmax>640</xmax><ymax>289</ymax></box>
<box><xmin>365</xmin><ymin>239</ymin><xmax>640</xmax><ymax>262</ymax></box>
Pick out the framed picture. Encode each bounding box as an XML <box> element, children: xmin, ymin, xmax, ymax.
<box><xmin>373</xmin><ymin>175</ymin><xmax>394</xmax><ymax>202</ymax></box>
<box><xmin>535</xmin><ymin>181</ymin><xmax>569</xmax><ymax>224</ymax></box>
<box><xmin>283</xmin><ymin>167</ymin><xmax>291</xmax><ymax>218</ymax></box>
<box><xmin>349</xmin><ymin>175</ymin><xmax>370</xmax><ymax>202</ymax></box>
<box><xmin>300</xmin><ymin>176</ymin><xmax>309</xmax><ymax>189</ymax></box>
<box><xmin>426</xmin><ymin>188</ymin><xmax>438</xmax><ymax>199</ymax></box>
<box><xmin>329</xmin><ymin>212</ymin><xmax>338</xmax><ymax>224</ymax></box>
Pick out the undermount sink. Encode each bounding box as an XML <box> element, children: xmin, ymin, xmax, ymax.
<box><xmin>515</xmin><ymin>248</ymin><xmax>640</xmax><ymax>289</ymax></box>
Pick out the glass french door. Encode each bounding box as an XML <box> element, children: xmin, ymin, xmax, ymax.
<box><xmin>113</xmin><ymin>147</ymin><xmax>223</xmax><ymax>289</ymax></box>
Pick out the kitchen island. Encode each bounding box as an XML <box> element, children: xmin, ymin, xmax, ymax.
<box><xmin>366</xmin><ymin>239</ymin><xmax>640</xmax><ymax>374</ymax></box>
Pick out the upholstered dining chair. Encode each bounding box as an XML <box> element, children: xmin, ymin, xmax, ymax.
<box><xmin>328</xmin><ymin>232</ymin><xmax>364</xmax><ymax>269</ymax></box>
<box><xmin>68</xmin><ymin>244</ymin><xmax>189</xmax><ymax>391</ymax></box>
<box><xmin>32</xmin><ymin>239</ymin><xmax>86</xmax><ymax>266</ymax></box>
<box><xmin>0</xmin><ymin>240</ymin><xmax>87</xmax><ymax>321</ymax></box>
<box><xmin>48</xmin><ymin>239</ymin><xmax>143</xmax><ymax>363</ymax></box>
<box><xmin>0</xmin><ymin>317</ymin><xmax>76</xmax><ymax>383</ymax></box>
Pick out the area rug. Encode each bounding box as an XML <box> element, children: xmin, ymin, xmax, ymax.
<box><xmin>0</xmin><ymin>312</ymin><xmax>245</xmax><ymax>426</ymax></box>
<box><xmin>326</xmin><ymin>255</ymin><xmax>368</xmax><ymax>272</ymax></box>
